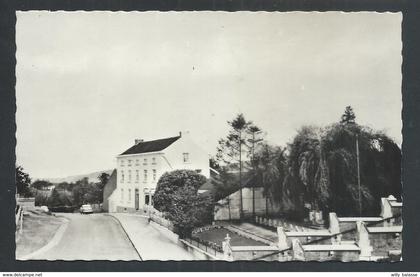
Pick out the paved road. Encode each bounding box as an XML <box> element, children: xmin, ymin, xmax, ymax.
<box><xmin>32</xmin><ymin>213</ymin><xmax>141</xmax><ymax>261</ymax></box>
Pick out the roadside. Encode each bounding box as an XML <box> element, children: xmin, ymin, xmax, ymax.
<box><xmin>109</xmin><ymin>213</ymin><xmax>196</xmax><ymax>260</ymax></box>
<box><xmin>15</xmin><ymin>207</ymin><xmax>67</xmax><ymax>258</ymax></box>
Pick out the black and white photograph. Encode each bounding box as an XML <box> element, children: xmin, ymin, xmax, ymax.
<box><xmin>15</xmin><ymin>11</ymin><xmax>403</xmax><ymax>262</ymax></box>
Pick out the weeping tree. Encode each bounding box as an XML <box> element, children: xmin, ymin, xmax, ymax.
<box><xmin>284</xmin><ymin>107</ymin><xmax>401</xmax><ymax>218</ymax></box>
<box><xmin>253</xmin><ymin>143</ymin><xmax>288</xmax><ymax>216</ymax></box>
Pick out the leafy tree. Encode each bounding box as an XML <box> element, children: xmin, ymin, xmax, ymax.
<box><xmin>283</xmin><ymin>119</ymin><xmax>401</xmax><ymax>218</ymax></box>
<box><xmin>340</xmin><ymin>106</ymin><xmax>356</xmax><ymax>125</ymax></box>
<box><xmin>153</xmin><ymin>170</ymin><xmax>214</xmax><ymax>238</ymax></box>
<box><xmin>97</xmin><ymin>172</ymin><xmax>110</xmax><ymax>190</ymax></box>
<box><xmin>16</xmin><ymin>166</ymin><xmax>32</xmax><ymax>197</ymax></box>
<box><xmin>253</xmin><ymin>143</ymin><xmax>288</xmax><ymax>215</ymax></box>
<box><xmin>32</xmin><ymin>180</ymin><xmax>54</xmax><ymax>190</ymax></box>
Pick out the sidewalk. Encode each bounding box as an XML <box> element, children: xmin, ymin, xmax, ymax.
<box><xmin>232</xmin><ymin>222</ymin><xmax>278</xmax><ymax>242</ymax></box>
<box><xmin>110</xmin><ymin>213</ymin><xmax>196</xmax><ymax>260</ymax></box>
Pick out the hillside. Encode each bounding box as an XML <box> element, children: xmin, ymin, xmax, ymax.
<box><xmin>37</xmin><ymin>169</ymin><xmax>114</xmax><ymax>184</ymax></box>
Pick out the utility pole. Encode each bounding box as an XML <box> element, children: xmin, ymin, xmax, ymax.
<box><xmin>248</xmin><ymin>130</ymin><xmax>263</xmax><ymax>219</ymax></box>
<box><xmin>239</xmin><ymin>131</ymin><xmax>243</xmax><ymax>220</ymax></box>
<box><xmin>356</xmin><ymin>134</ymin><xmax>362</xmax><ymax>216</ymax></box>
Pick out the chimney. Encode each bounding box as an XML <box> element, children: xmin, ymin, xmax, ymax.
<box><xmin>179</xmin><ymin>130</ymin><xmax>190</xmax><ymax>137</ymax></box>
<box><xmin>135</xmin><ymin>139</ymin><xmax>144</xmax><ymax>145</ymax></box>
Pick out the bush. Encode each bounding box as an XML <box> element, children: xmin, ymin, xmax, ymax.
<box><xmin>153</xmin><ymin>170</ymin><xmax>214</xmax><ymax>238</ymax></box>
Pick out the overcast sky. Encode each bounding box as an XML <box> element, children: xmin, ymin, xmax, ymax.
<box><xmin>16</xmin><ymin>11</ymin><xmax>402</xmax><ymax>179</ymax></box>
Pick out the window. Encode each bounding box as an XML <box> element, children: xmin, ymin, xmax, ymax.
<box><xmin>183</xmin><ymin>153</ymin><xmax>190</xmax><ymax>163</ymax></box>
<box><xmin>128</xmin><ymin>159</ymin><xmax>132</xmax><ymax>166</ymax></box>
<box><xmin>128</xmin><ymin>170</ymin><xmax>131</xmax><ymax>183</ymax></box>
<box><xmin>120</xmin><ymin>160</ymin><xmax>125</xmax><ymax>167</ymax></box>
<box><xmin>135</xmin><ymin>159</ymin><xmax>139</xmax><ymax>166</ymax></box>
<box><xmin>152</xmin><ymin>157</ymin><xmax>156</xmax><ymax>165</ymax></box>
<box><xmin>145</xmin><ymin>195</ymin><xmax>150</xmax><ymax>205</ymax></box>
<box><xmin>136</xmin><ymin>170</ymin><xmax>139</xmax><ymax>183</ymax></box>
<box><xmin>143</xmin><ymin>158</ymin><xmax>148</xmax><ymax>165</ymax></box>
<box><xmin>128</xmin><ymin>189</ymin><xmax>131</xmax><ymax>202</ymax></box>
<box><xmin>121</xmin><ymin>171</ymin><xmax>125</xmax><ymax>183</ymax></box>
<box><xmin>143</xmin><ymin>170</ymin><xmax>148</xmax><ymax>182</ymax></box>
<box><xmin>153</xmin><ymin>169</ymin><xmax>157</xmax><ymax>181</ymax></box>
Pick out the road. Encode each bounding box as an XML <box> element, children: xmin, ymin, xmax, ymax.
<box><xmin>31</xmin><ymin>213</ymin><xmax>141</xmax><ymax>261</ymax></box>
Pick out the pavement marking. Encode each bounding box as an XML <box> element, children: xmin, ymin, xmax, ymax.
<box><xmin>105</xmin><ymin>214</ymin><xmax>143</xmax><ymax>261</ymax></box>
<box><xmin>18</xmin><ymin>217</ymin><xmax>69</xmax><ymax>260</ymax></box>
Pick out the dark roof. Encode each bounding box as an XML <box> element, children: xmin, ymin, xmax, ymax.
<box><xmin>120</xmin><ymin>136</ymin><xmax>181</xmax><ymax>156</ymax></box>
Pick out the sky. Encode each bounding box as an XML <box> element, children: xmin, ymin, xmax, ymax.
<box><xmin>16</xmin><ymin>11</ymin><xmax>402</xmax><ymax>179</ymax></box>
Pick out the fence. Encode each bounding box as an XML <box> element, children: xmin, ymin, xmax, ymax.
<box><xmin>184</xmin><ymin>237</ymin><xmax>224</xmax><ymax>259</ymax></box>
<box><xmin>145</xmin><ymin>205</ymin><xmax>175</xmax><ymax>232</ymax></box>
<box><xmin>15</xmin><ymin>205</ymin><xmax>23</xmax><ymax>235</ymax></box>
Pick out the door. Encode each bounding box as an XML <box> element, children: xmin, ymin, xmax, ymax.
<box><xmin>135</xmin><ymin>189</ymin><xmax>139</xmax><ymax>210</ymax></box>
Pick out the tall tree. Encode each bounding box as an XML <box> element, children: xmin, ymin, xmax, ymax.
<box><xmin>216</xmin><ymin>113</ymin><xmax>252</xmax><ymax>219</ymax></box>
<box><xmin>340</xmin><ymin>106</ymin><xmax>356</xmax><ymax>125</ymax></box>
<box><xmin>16</xmin><ymin>166</ymin><xmax>32</xmax><ymax>197</ymax></box>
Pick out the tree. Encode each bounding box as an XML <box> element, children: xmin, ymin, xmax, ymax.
<box><xmin>283</xmin><ymin>120</ymin><xmax>401</xmax><ymax>219</ymax></box>
<box><xmin>32</xmin><ymin>180</ymin><xmax>54</xmax><ymax>190</ymax></box>
<box><xmin>340</xmin><ymin>106</ymin><xmax>356</xmax><ymax>125</ymax></box>
<box><xmin>216</xmin><ymin>113</ymin><xmax>253</xmax><ymax>219</ymax></box>
<box><xmin>97</xmin><ymin>172</ymin><xmax>110</xmax><ymax>190</ymax></box>
<box><xmin>253</xmin><ymin>143</ymin><xmax>287</xmax><ymax>216</ymax></box>
<box><xmin>16</xmin><ymin>166</ymin><xmax>32</xmax><ymax>197</ymax></box>
<box><xmin>153</xmin><ymin>170</ymin><xmax>214</xmax><ymax>238</ymax></box>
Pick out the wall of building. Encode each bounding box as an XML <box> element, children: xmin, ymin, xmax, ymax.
<box><xmin>214</xmin><ymin>187</ymin><xmax>267</xmax><ymax>221</ymax></box>
<box><xmin>164</xmin><ymin>133</ymin><xmax>210</xmax><ymax>178</ymax></box>
<box><xmin>112</xmin><ymin>134</ymin><xmax>210</xmax><ymax>212</ymax></box>
<box><xmin>115</xmin><ymin>152</ymin><xmax>170</xmax><ymax>211</ymax></box>
<box><xmin>102</xmin><ymin>169</ymin><xmax>117</xmax><ymax>212</ymax></box>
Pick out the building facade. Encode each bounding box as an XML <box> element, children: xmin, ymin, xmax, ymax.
<box><xmin>107</xmin><ymin>132</ymin><xmax>210</xmax><ymax>213</ymax></box>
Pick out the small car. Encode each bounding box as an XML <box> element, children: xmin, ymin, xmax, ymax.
<box><xmin>80</xmin><ymin>204</ymin><xmax>93</xmax><ymax>214</ymax></box>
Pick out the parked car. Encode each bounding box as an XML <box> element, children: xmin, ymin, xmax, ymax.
<box><xmin>80</xmin><ymin>204</ymin><xmax>93</xmax><ymax>214</ymax></box>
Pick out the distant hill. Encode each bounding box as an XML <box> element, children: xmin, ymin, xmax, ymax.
<box><xmin>37</xmin><ymin>169</ymin><xmax>114</xmax><ymax>184</ymax></box>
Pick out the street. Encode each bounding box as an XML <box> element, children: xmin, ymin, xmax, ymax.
<box><xmin>30</xmin><ymin>213</ymin><xmax>141</xmax><ymax>261</ymax></box>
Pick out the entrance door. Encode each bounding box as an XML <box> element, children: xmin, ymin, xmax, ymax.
<box><xmin>135</xmin><ymin>189</ymin><xmax>139</xmax><ymax>210</ymax></box>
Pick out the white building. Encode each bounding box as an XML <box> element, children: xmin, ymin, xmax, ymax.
<box><xmin>107</xmin><ymin>132</ymin><xmax>210</xmax><ymax>213</ymax></box>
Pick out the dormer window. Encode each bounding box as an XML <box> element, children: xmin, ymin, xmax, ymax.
<box><xmin>183</xmin><ymin>153</ymin><xmax>190</xmax><ymax>163</ymax></box>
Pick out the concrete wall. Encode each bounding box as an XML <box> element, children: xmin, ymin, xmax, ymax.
<box><xmin>304</xmin><ymin>250</ymin><xmax>359</xmax><ymax>262</ymax></box>
<box><xmin>17</xmin><ymin>198</ymin><xmax>35</xmax><ymax>209</ymax></box>
<box><xmin>231</xmin><ymin>249</ymin><xmax>279</xmax><ymax>261</ymax></box>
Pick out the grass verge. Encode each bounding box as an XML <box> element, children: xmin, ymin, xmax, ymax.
<box><xmin>15</xmin><ymin>207</ymin><xmax>67</xmax><ymax>258</ymax></box>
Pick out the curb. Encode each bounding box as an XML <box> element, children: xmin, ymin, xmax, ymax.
<box><xmin>18</xmin><ymin>217</ymin><xmax>69</xmax><ymax>260</ymax></box>
<box><xmin>105</xmin><ymin>214</ymin><xmax>143</xmax><ymax>261</ymax></box>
